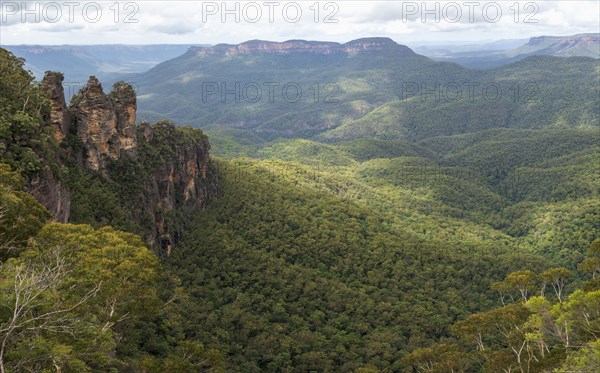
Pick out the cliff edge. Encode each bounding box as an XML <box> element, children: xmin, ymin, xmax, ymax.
<box><xmin>31</xmin><ymin>73</ymin><xmax>217</xmax><ymax>252</ymax></box>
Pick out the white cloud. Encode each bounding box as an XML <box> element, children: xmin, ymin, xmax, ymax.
<box><xmin>0</xmin><ymin>1</ymin><xmax>598</xmax><ymax>45</ymax></box>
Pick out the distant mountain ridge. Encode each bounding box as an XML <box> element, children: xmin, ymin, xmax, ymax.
<box><xmin>508</xmin><ymin>33</ymin><xmax>600</xmax><ymax>58</ymax></box>
<box><xmin>123</xmin><ymin>36</ymin><xmax>598</xmax><ymax>148</ymax></box>
<box><xmin>2</xmin><ymin>44</ymin><xmax>208</xmax><ymax>90</ymax></box>
<box><xmin>189</xmin><ymin>37</ymin><xmax>412</xmax><ymax>56</ymax></box>
<box><xmin>426</xmin><ymin>33</ymin><xmax>599</xmax><ymax>68</ymax></box>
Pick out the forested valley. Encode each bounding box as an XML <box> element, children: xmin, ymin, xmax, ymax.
<box><xmin>0</xmin><ymin>35</ymin><xmax>598</xmax><ymax>373</ymax></box>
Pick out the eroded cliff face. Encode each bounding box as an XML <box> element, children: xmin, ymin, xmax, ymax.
<box><xmin>35</xmin><ymin>72</ymin><xmax>217</xmax><ymax>250</ymax></box>
<box><xmin>28</xmin><ymin>72</ymin><xmax>72</xmax><ymax>223</ymax></box>
<box><xmin>69</xmin><ymin>76</ymin><xmax>138</xmax><ymax>171</ymax></box>
<box><xmin>137</xmin><ymin>120</ymin><xmax>216</xmax><ymax>250</ymax></box>
<box><xmin>142</xmin><ymin>121</ymin><xmax>211</xmax><ymax>209</ymax></box>
<box><xmin>110</xmin><ymin>82</ymin><xmax>138</xmax><ymax>153</ymax></box>
<box><xmin>41</xmin><ymin>72</ymin><xmax>71</xmax><ymax>142</ymax></box>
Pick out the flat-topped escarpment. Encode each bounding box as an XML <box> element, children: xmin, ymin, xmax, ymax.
<box><xmin>187</xmin><ymin>37</ymin><xmax>415</xmax><ymax>57</ymax></box>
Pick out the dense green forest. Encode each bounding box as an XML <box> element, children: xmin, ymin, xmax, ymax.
<box><xmin>404</xmin><ymin>242</ymin><xmax>600</xmax><ymax>372</ymax></box>
<box><xmin>167</xmin><ymin>159</ymin><xmax>547</xmax><ymax>371</ymax></box>
<box><xmin>1</xmin><ymin>40</ymin><xmax>599</xmax><ymax>373</ymax></box>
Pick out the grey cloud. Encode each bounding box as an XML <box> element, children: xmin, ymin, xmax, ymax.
<box><xmin>152</xmin><ymin>22</ymin><xmax>198</xmax><ymax>35</ymax></box>
<box><xmin>37</xmin><ymin>22</ymin><xmax>85</xmax><ymax>32</ymax></box>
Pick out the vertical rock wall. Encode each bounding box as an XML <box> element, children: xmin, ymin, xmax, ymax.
<box><xmin>33</xmin><ymin>73</ymin><xmax>217</xmax><ymax>247</ymax></box>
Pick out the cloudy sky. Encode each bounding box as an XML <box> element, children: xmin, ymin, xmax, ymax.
<box><xmin>1</xmin><ymin>1</ymin><xmax>598</xmax><ymax>45</ymax></box>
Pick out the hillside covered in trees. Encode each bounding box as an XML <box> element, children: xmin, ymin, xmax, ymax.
<box><xmin>1</xmin><ymin>37</ymin><xmax>599</xmax><ymax>373</ymax></box>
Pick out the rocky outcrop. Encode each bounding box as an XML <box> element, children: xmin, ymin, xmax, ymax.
<box><xmin>143</xmin><ymin>122</ymin><xmax>211</xmax><ymax>209</ymax></box>
<box><xmin>35</xmin><ymin>72</ymin><xmax>217</xmax><ymax>250</ymax></box>
<box><xmin>41</xmin><ymin>72</ymin><xmax>71</xmax><ymax>142</ymax></box>
<box><xmin>109</xmin><ymin>82</ymin><xmax>138</xmax><ymax>155</ymax></box>
<box><xmin>69</xmin><ymin>76</ymin><xmax>138</xmax><ymax>171</ymax></box>
<box><xmin>138</xmin><ymin>121</ymin><xmax>216</xmax><ymax>250</ymax></box>
<box><xmin>27</xmin><ymin>73</ymin><xmax>72</xmax><ymax>222</ymax></box>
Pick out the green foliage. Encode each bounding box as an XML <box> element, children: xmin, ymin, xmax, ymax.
<box><xmin>407</xmin><ymin>242</ymin><xmax>600</xmax><ymax>372</ymax></box>
<box><xmin>178</xmin><ymin>121</ymin><xmax>598</xmax><ymax>370</ymax></box>
<box><xmin>506</xmin><ymin>199</ymin><xmax>599</xmax><ymax>267</ymax></box>
<box><xmin>65</xmin><ymin>165</ymin><xmax>138</xmax><ymax>233</ymax></box>
<box><xmin>335</xmin><ymin>138</ymin><xmax>436</xmax><ymax>161</ymax></box>
<box><xmin>164</xmin><ymin>159</ymin><xmax>549</xmax><ymax>371</ymax></box>
<box><xmin>0</xmin><ymin>163</ymin><xmax>51</xmax><ymax>260</ymax></box>
<box><xmin>1</xmin><ymin>222</ymin><xmax>226</xmax><ymax>372</ymax></box>
<box><xmin>556</xmin><ymin>339</ymin><xmax>600</xmax><ymax>372</ymax></box>
<box><xmin>0</xmin><ymin>223</ymin><xmax>159</xmax><ymax>371</ymax></box>
<box><xmin>579</xmin><ymin>239</ymin><xmax>600</xmax><ymax>283</ymax></box>
<box><xmin>0</xmin><ymin>48</ymin><xmax>52</xmax><ymax>175</ymax></box>
<box><xmin>257</xmin><ymin>138</ymin><xmax>357</xmax><ymax>166</ymax></box>
<box><xmin>252</xmin><ymin>128</ymin><xmax>599</xmax><ymax>269</ymax></box>
<box><xmin>31</xmin><ymin>223</ymin><xmax>162</xmax><ymax>319</ymax></box>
